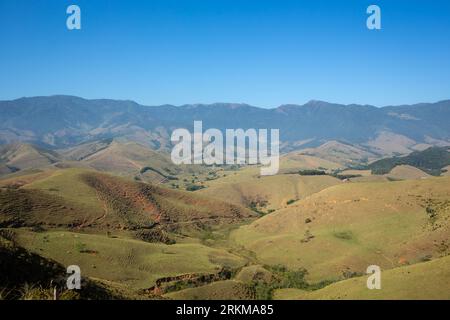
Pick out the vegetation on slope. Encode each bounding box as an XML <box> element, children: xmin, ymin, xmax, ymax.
<box><xmin>231</xmin><ymin>177</ymin><xmax>450</xmax><ymax>282</ymax></box>
<box><xmin>274</xmin><ymin>255</ymin><xmax>450</xmax><ymax>300</ymax></box>
<box><xmin>199</xmin><ymin>173</ymin><xmax>342</xmax><ymax>212</ymax></box>
<box><xmin>0</xmin><ymin>168</ymin><xmax>255</xmax><ymax>238</ymax></box>
<box><xmin>369</xmin><ymin>146</ymin><xmax>450</xmax><ymax>176</ymax></box>
<box><xmin>12</xmin><ymin>229</ymin><xmax>246</xmax><ymax>290</ymax></box>
<box><xmin>1</xmin><ymin>142</ymin><xmax>449</xmax><ymax>300</ymax></box>
<box><xmin>0</xmin><ymin>230</ymin><xmax>125</xmax><ymax>300</ymax></box>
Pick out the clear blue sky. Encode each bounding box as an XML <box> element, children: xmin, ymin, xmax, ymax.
<box><xmin>1</xmin><ymin>0</ymin><xmax>449</xmax><ymax>107</ymax></box>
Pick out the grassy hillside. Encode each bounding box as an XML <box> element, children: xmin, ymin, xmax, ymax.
<box><xmin>279</xmin><ymin>152</ymin><xmax>342</xmax><ymax>173</ymax></box>
<box><xmin>1</xmin><ymin>141</ymin><xmax>448</xmax><ymax>300</ymax></box>
<box><xmin>442</xmin><ymin>165</ymin><xmax>450</xmax><ymax>176</ymax></box>
<box><xmin>59</xmin><ymin>139</ymin><xmax>114</xmax><ymax>161</ymax></box>
<box><xmin>364</xmin><ymin>131</ymin><xmax>417</xmax><ymax>155</ymax></box>
<box><xmin>193</xmin><ymin>152</ymin><xmax>343</xmax><ymax>213</ymax></box>
<box><xmin>0</xmin><ymin>168</ymin><xmax>255</xmax><ymax>238</ymax></box>
<box><xmin>0</xmin><ymin>166</ymin><xmax>256</xmax><ymax>297</ymax></box>
<box><xmin>199</xmin><ymin>174</ymin><xmax>342</xmax><ymax>212</ymax></box>
<box><xmin>0</xmin><ymin>143</ymin><xmax>60</xmax><ymax>176</ymax></box>
<box><xmin>61</xmin><ymin>139</ymin><xmax>228</xmax><ymax>189</ymax></box>
<box><xmin>0</xmin><ymin>230</ymin><xmax>129</xmax><ymax>299</ymax></box>
<box><xmin>386</xmin><ymin>165</ymin><xmax>430</xmax><ymax>180</ymax></box>
<box><xmin>231</xmin><ymin>177</ymin><xmax>450</xmax><ymax>282</ymax></box>
<box><xmin>12</xmin><ymin>229</ymin><xmax>246</xmax><ymax>290</ymax></box>
<box><xmin>72</xmin><ymin>140</ymin><xmax>181</xmax><ymax>183</ymax></box>
<box><xmin>274</xmin><ymin>255</ymin><xmax>450</xmax><ymax>300</ymax></box>
<box><xmin>299</xmin><ymin>141</ymin><xmax>377</xmax><ymax>166</ymax></box>
<box><xmin>164</xmin><ymin>280</ymin><xmax>255</xmax><ymax>300</ymax></box>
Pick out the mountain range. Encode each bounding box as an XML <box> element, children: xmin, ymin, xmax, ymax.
<box><xmin>1</xmin><ymin>95</ymin><xmax>450</xmax><ymax>300</ymax></box>
<box><xmin>1</xmin><ymin>95</ymin><xmax>449</xmax><ymax>155</ymax></box>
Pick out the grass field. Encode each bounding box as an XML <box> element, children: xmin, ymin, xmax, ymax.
<box><xmin>231</xmin><ymin>177</ymin><xmax>450</xmax><ymax>281</ymax></box>
<box><xmin>163</xmin><ymin>280</ymin><xmax>255</xmax><ymax>300</ymax></box>
<box><xmin>279</xmin><ymin>153</ymin><xmax>342</xmax><ymax>172</ymax></box>
<box><xmin>386</xmin><ymin>165</ymin><xmax>431</xmax><ymax>180</ymax></box>
<box><xmin>13</xmin><ymin>229</ymin><xmax>247</xmax><ymax>289</ymax></box>
<box><xmin>0</xmin><ymin>168</ymin><xmax>255</xmax><ymax>235</ymax></box>
<box><xmin>0</xmin><ymin>143</ymin><xmax>60</xmax><ymax>174</ymax></box>
<box><xmin>273</xmin><ymin>255</ymin><xmax>450</xmax><ymax>300</ymax></box>
<box><xmin>296</xmin><ymin>141</ymin><xmax>377</xmax><ymax>166</ymax></box>
<box><xmin>199</xmin><ymin>173</ymin><xmax>342</xmax><ymax>211</ymax></box>
<box><xmin>1</xmin><ymin>152</ymin><xmax>449</xmax><ymax>300</ymax></box>
<box><xmin>24</xmin><ymin>168</ymin><xmax>104</xmax><ymax>213</ymax></box>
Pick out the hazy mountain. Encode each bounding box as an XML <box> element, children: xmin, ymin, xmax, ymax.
<box><xmin>61</xmin><ymin>139</ymin><xmax>182</xmax><ymax>183</ymax></box>
<box><xmin>298</xmin><ymin>140</ymin><xmax>378</xmax><ymax>166</ymax></box>
<box><xmin>0</xmin><ymin>143</ymin><xmax>60</xmax><ymax>175</ymax></box>
<box><xmin>0</xmin><ymin>96</ymin><xmax>449</xmax><ymax>155</ymax></box>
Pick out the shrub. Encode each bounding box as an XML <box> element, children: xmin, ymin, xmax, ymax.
<box><xmin>333</xmin><ymin>230</ymin><xmax>353</xmax><ymax>240</ymax></box>
<box><xmin>298</xmin><ymin>169</ymin><xmax>327</xmax><ymax>176</ymax></box>
<box><xmin>185</xmin><ymin>184</ymin><xmax>205</xmax><ymax>191</ymax></box>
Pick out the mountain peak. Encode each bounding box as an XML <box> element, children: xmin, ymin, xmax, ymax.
<box><xmin>303</xmin><ymin>100</ymin><xmax>337</xmax><ymax>107</ymax></box>
<box><xmin>182</xmin><ymin>103</ymin><xmax>254</xmax><ymax>110</ymax></box>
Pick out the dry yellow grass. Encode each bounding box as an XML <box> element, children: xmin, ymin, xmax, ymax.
<box><xmin>14</xmin><ymin>229</ymin><xmax>247</xmax><ymax>289</ymax></box>
<box><xmin>273</xmin><ymin>255</ymin><xmax>450</xmax><ymax>300</ymax></box>
<box><xmin>231</xmin><ymin>177</ymin><xmax>450</xmax><ymax>282</ymax></box>
<box><xmin>1</xmin><ymin>167</ymin><xmax>255</xmax><ymax>235</ymax></box>
<box><xmin>297</xmin><ymin>141</ymin><xmax>377</xmax><ymax>166</ymax></box>
<box><xmin>386</xmin><ymin>165</ymin><xmax>430</xmax><ymax>180</ymax></box>
<box><xmin>200</xmin><ymin>174</ymin><xmax>342</xmax><ymax>211</ymax></box>
<box><xmin>441</xmin><ymin>165</ymin><xmax>450</xmax><ymax>176</ymax></box>
<box><xmin>340</xmin><ymin>169</ymin><xmax>372</xmax><ymax>177</ymax></box>
<box><xmin>279</xmin><ymin>153</ymin><xmax>342</xmax><ymax>172</ymax></box>
<box><xmin>164</xmin><ymin>280</ymin><xmax>255</xmax><ymax>300</ymax></box>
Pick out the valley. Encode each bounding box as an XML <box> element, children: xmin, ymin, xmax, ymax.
<box><xmin>2</xmin><ymin>0</ymin><xmax>450</xmax><ymax>304</ymax></box>
<box><xmin>0</xmin><ymin>96</ymin><xmax>449</xmax><ymax>300</ymax></box>
<box><xmin>1</xmin><ymin>137</ymin><xmax>449</xmax><ymax>300</ymax></box>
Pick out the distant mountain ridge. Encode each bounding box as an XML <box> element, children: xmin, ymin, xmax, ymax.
<box><xmin>1</xmin><ymin>95</ymin><xmax>449</xmax><ymax>155</ymax></box>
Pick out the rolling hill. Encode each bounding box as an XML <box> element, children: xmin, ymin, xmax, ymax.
<box><xmin>274</xmin><ymin>255</ymin><xmax>450</xmax><ymax>300</ymax></box>
<box><xmin>64</xmin><ymin>140</ymin><xmax>181</xmax><ymax>183</ymax></box>
<box><xmin>0</xmin><ymin>95</ymin><xmax>449</xmax><ymax>300</ymax></box>
<box><xmin>279</xmin><ymin>152</ymin><xmax>342</xmax><ymax>173</ymax></box>
<box><xmin>0</xmin><ymin>230</ymin><xmax>129</xmax><ymax>299</ymax></box>
<box><xmin>0</xmin><ymin>167</ymin><xmax>256</xmax><ymax>293</ymax></box>
<box><xmin>199</xmin><ymin>173</ymin><xmax>342</xmax><ymax>212</ymax></box>
<box><xmin>0</xmin><ymin>140</ymin><xmax>215</xmax><ymax>188</ymax></box>
<box><xmin>11</xmin><ymin>229</ymin><xmax>247</xmax><ymax>290</ymax></box>
<box><xmin>0</xmin><ymin>168</ymin><xmax>256</xmax><ymax>238</ymax></box>
<box><xmin>369</xmin><ymin>146</ymin><xmax>450</xmax><ymax>176</ymax></box>
<box><xmin>385</xmin><ymin>165</ymin><xmax>431</xmax><ymax>180</ymax></box>
<box><xmin>0</xmin><ymin>143</ymin><xmax>60</xmax><ymax>175</ymax></box>
<box><xmin>231</xmin><ymin>177</ymin><xmax>450</xmax><ymax>282</ymax></box>
<box><xmin>298</xmin><ymin>141</ymin><xmax>378</xmax><ymax>166</ymax></box>
<box><xmin>163</xmin><ymin>280</ymin><xmax>255</xmax><ymax>300</ymax></box>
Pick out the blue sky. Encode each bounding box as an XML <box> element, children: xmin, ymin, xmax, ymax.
<box><xmin>0</xmin><ymin>0</ymin><xmax>449</xmax><ymax>107</ymax></box>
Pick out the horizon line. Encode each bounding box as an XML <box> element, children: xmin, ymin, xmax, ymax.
<box><xmin>1</xmin><ymin>94</ymin><xmax>450</xmax><ymax>110</ymax></box>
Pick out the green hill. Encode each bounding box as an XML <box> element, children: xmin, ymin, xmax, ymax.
<box><xmin>12</xmin><ymin>229</ymin><xmax>246</xmax><ymax>290</ymax></box>
<box><xmin>231</xmin><ymin>177</ymin><xmax>450</xmax><ymax>282</ymax></box>
<box><xmin>274</xmin><ymin>255</ymin><xmax>450</xmax><ymax>300</ymax></box>
<box><xmin>369</xmin><ymin>146</ymin><xmax>450</xmax><ymax>176</ymax></box>
<box><xmin>0</xmin><ymin>168</ymin><xmax>256</xmax><ymax>238</ymax></box>
<box><xmin>0</xmin><ymin>230</ymin><xmax>126</xmax><ymax>299</ymax></box>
